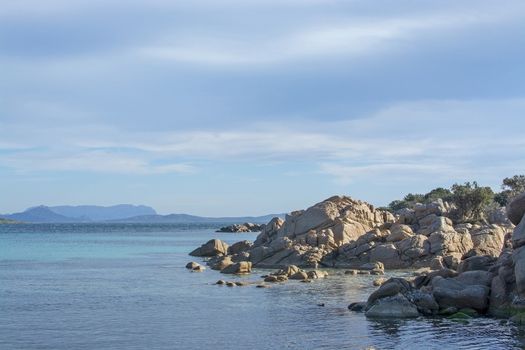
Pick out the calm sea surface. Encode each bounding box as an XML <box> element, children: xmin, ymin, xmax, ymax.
<box><xmin>1</xmin><ymin>223</ymin><xmax>524</xmax><ymax>350</ymax></box>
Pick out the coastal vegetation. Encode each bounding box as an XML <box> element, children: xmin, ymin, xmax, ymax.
<box><xmin>385</xmin><ymin>174</ymin><xmax>525</xmax><ymax>222</ymax></box>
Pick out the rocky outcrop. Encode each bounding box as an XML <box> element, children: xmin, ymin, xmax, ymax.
<box><xmin>191</xmin><ymin>195</ymin><xmax>513</xmax><ymax>273</ymax></box>
<box><xmin>217</xmin><ymin>223</ymin><xmax>264</xmax><ymax>233</ymax></box>
<box><xmin>189</xmin><ymin>239</ymin><xmax>229</xmax><ymax>257</ymax></box>
<box><xmin>355</xmin><ymin>191</ymin><xmax>522</xmax><ymax>320</ymax></box>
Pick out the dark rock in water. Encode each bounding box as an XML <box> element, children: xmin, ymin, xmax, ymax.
<box><xmin>317</xmin><ymin>303</ymin><xmax>325</xmax><ymax>307</ymax></box>
<box><xmin>186</xmin><ymin>262</ymin><xmax>201</xmax><ymax>269</ymax></box>
<box><xmin>217</xmin><ymin>223</ymin><xmax>264</xmax><ymax>233</ymax></box>
<box><xmin>365</xmin><ymin>295</ymin><xmax>420</xmax><ymax>318</ymax></box>
<box><xmin>431</xmin><ymin>276</ymin><xmax>490</xmax><ymax>312</ymax></box>
<box><xmin>216</xmin><ymin>280</ymin><xmax>226</xmax><ymax>285</ymax></box>
<box><xmin>348</xmin><ymin>302</ymin><xmax>367</xmax><ymax>312</ymax></box>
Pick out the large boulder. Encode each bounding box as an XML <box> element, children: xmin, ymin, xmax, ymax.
<box><xmin>254</xmin><ymin>217</ymin><xmax>284</xmax><ymax>246</ymax></box>
<box><xmin>228</xmin><ymin>240</ymin><xmax>253</xmax><ymax>255</ymax></box>
<box><xmin>397</xmin><ymin>235</ymin><xmax>430</xmax><ymax>260</ymax></box>
<box><xmin>387</xmin><ymin>224</ymin><xmax>414</xmax><ymax>242</ymax></box>
<box><xmin>507</xmin><ymin>192</ymin><xmax>525</xmax><ymax>226</ymax></box>
<box><xmin>369</xmin><ymin>244</ymin><xmax>405</xmax><ymax>269</ymax></box>
<box><xmin>513</xmin><ymin>246</ymin><xmax>525</xmax><ymax>298</ymax></box>
<box><xmin>431</xmin><ymin>275</ymin><xmax>490</xmax><ymax>312</ymax></box>
<box><xmin>365</xmin><ymin>295</ymin><xmax>420</xmax><ymax>318</ymax></box>
<box><xmin>457</xmin><ymin>255</ymin><xmax>497</xmax><ymax>273</ymax></box>
<box><xmin>209</xmin><ymin>255</ymin><xmax>234</xmax><ymax>270</ymax></box>
<box><xmin>512</xmin><ymin>214</ymin><xmax>525</xmax><ymax>249</ymax></box>
<box><xmin>428</xmin><ymin>230</ymin><xmax>473</xmax><ymax>256</ymax></box>
<box><xmin>467</xmin><ymin>225</ymin><xmax>506</xmax><ymax>257</ymax></box>
<box><xmin>190</xmin><ymin>239</ymin><xmax>229</xmax><ymax>257</ymax></box>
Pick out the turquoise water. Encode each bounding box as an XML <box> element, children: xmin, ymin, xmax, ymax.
<box><xmin>1</xmin><ymin>224</ymin><xmax>524</xmax><ymax>350</ymax></box>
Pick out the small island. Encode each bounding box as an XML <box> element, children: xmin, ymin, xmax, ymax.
<box><xmin>216</xmin><ymin>222</ymin><xmax>264</xmax><ymax>233</ymax></box>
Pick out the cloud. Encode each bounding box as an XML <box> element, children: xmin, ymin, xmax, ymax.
<box><xmin>138</xmin><ymin>5</ymin><xmax>524</xmax><ymax>66</ymax></box>
<box><xmin>1</xmin><ymin>98</ymin><xmax>523</xmax><ymax>181</ymax></box>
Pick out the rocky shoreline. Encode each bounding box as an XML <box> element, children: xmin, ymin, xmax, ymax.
<box><xmin>188</xmin><ymin>192</ymin><xmax>525</xmax><ymax>321</ymax></box>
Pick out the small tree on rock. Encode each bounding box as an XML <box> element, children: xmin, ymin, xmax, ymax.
<box><xmin>450</xmin><ymin>181</ymin><xmax>494</xmax><ymax>222</ymax></box>
<box><xmin>494</xmin><ymin>175</ymin><xmax>525</xmax><ymax>206</ymax></box>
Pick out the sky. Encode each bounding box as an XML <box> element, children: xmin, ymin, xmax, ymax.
<box><xmin>1</xmin><ymin>0</ymin><xmax>525</xmax><ymax>216</ymax></box>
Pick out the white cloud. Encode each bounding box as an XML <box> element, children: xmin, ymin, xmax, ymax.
<box><xmin>138</xmin><ymin>6</ymin><xmax>525</xmax><ymax>66</ymax></box>
<box><xmin>1</xmin><ymin>98</ymin><xmax>523</xmax><ymax>181</ymax></box>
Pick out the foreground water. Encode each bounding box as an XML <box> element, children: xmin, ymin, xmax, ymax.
<box><xmin>1</xmin><ymin>224</ymin><xmax>524</xmax><ymax>350</ymax></box>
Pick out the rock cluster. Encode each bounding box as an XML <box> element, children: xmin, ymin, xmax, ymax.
<box><xmin>216</xmin><ymin>223</ymin><xmax>264</xmax><ymax>233</ymax></box>
<box><xmin>196</xmin><ymin>196</ymin><xmax>511</xmax><ymax>271</ymax></box>
<box><xmin>353</xmin><ymin>192</ymin><xmax>525</xmax><ymax>319</ymax></box>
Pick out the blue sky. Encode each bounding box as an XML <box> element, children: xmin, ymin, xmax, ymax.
<box><xmin>1</xmin><ymin>0</ymin><xmax>524</xmax><ymax>216</ymax></box>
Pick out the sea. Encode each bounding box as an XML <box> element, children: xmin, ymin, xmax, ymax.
<box><xmin>1</xmin><ymin>223</ymin><xmax>523</xmax><ymax>350</ymax></box>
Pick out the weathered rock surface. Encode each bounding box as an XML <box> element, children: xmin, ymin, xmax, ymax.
<box><xmin>189</xmin><ymin>239</ymin><xmax>229</xmax><ymax>257</ymax></box>
<box><xmin>228</xmin><ymin>240</ymin><xmax>253</xmax><ymax>255</ymax></box>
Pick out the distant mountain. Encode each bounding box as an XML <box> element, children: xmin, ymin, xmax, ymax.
<box><xmin>49</xmin><ymin>205</ymin><xmax>157</xmax><ymax>221</ymax></box>
<box><xmin>0</xmin><ymin>205</ymin><xmax>284</xmax><ymax>224</ymax></box>
<box><xmin>2</xmin><ymin>206</ymin><xmax>78</xmax><ymax>223</ymax></box>
<box><xmin>109</xmin><ymin>213</ymin><xmax>284</xmax><ymax>224</ymax></box>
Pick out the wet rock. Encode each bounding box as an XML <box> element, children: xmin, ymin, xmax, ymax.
<box><xmin>367</xmin><ymin>278</ymin><xmax>411</xmax><ymax>305</ymax></box>
<box><xmin>290</xmin><ymin>271</ymin><xmax>309</xmax><ymax>280</ymax></box>
<box><xmin>431</xmin><ymin>276</ymin><xmax>490</xmax><ymax>312</ymax></box>
<box><xmin>209</xmin><ymin>255</ymin><xmax>234</xmax><ymax>271</ymax></box>
<box><xmin>410</xmin><ymin>290</ymin><xmax>439</xmax><ymax>315</ymax></box>
<box><xmin>348</xmin><ymin>302</ymin><xmax>367</xmax><ymax>312</ymax></box>
<box><xmin>186</xmin><ymin>262</ymin><xmax>201</xmax><ymax>269</ymax></box>
<box><xmin>307</xmin><ymin>270</ymin><xmax>328</xmax><ymax>279</ymax></box>
<box><xmin>192</xmin><ymin>265</ymin><xmax>206</xmax><ymax>272</ymax></box>
<box><xmin>373</xmin><ymin>277</ymin><xmax>387</xmax><ymax>286</ymax></box>
<box><xmin>221</xmin><ymin>261</ymin><xmax>252</xmax><ymax>275</ymax></box>
<box><xmin>365</xmin><ymin>295</ymin><xmax>420</xmax><ymax>318</ymax></box>
<box><xmin>264</xmin><ymin>275</ymin><xmax>288</xmax><ymax>283</ymax></box>
<box><xmin>216</xmin><ymin>280</ymin><xmax>226</xmax><ymax>285</ymax></box>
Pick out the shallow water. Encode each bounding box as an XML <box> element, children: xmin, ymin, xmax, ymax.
<box><xmin>1</xmin><ymin>223</ymin><xmax>523</xmax><ymax>350</ymax></box>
